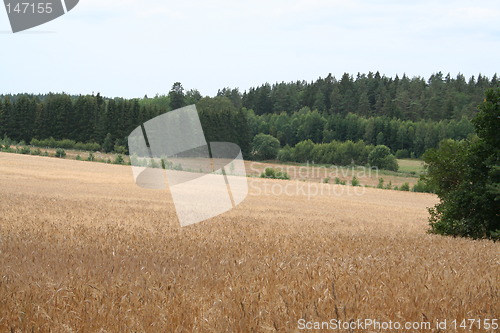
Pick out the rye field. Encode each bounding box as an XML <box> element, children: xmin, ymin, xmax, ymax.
<box><xmin>0</xmin><ymin>153</ymin><xmax>498</xmax><ymax>332</ymax></box>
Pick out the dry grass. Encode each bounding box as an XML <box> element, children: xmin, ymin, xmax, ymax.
<box><xmin>0</xmin><ymin>153</ymin><xmax>498</xmax><ymax>332</ymax></box>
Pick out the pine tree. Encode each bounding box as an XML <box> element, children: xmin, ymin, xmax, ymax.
<box><xmin>169</xmin><ymin>82</ymin><xmax>186</xmax><ymax>110</ymax></box>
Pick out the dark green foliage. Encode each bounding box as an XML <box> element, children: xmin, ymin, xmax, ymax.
<box><xmin>412</xmin><ymin>179</ymin><xmax>433</xmax><ymax>193</ymax></box>
<box><xmin>55</xmin><ymin>148</ymin><xmax>66</xmax><ymax>158</ymax></box>
<box><xmin>0</xmin><ymin>73</ymin><xmax>496</xmax><ymax>164</ymax></box>
<box><xmin>114</xmin><ymin>155</ymin><xmax>125</xmax><ymax>165</ymax></box>
<box><xmin>168</xmin><ymin>82</ymin><xmax>186</xmax><ymax>110</ymax></box>
<box><xmin>292</xmin><ymin>140</ymin><xmax>315</xmax><ymax>163</ymax></box>
<box><xmin>277</xmin><ymin>145</ymin><xmax>293</xmax><ymax>162</ymax></box>
<box><xmin>400</xmin><ymin>182</ymin><xmax>410</xmax><ymax>191</ymax></box>
<box><xmin>377</xmin><ymin>178</ymin><xmax>384</xmax><ymax>189</ymax></box>
<box><xmin>31</xmin><ymin>137</ymin><xmax>100</xmax><ymax>151</ymax></box>
<box><xmin>395</xmin><ymin>149</ymin><xmax>410</xmax><ymax>159</ymax></box>
<box><xmin>197</xmin><ymin>96</ymin><xmax>252</xmax><ymax>158</ymax></box>
<box><xmin>260</xmin><ymin>167</ymin><xmax>290</xmax><ymax>180</ymax></box>
<box><xmin>278</xmin><ymin>139</ymin><xmax>373</xmax><ymax>166</ymax></box>
<box><xmin>247</xmin><ymin>110</ymin><xmax>475</xmax><ymax>158</ymax></box>
<box><xmin>368</xmin><ymin>145</ymin><xmax>399</xmax><ymax>171</ymax></box>
<box><xmin>424</xmin><ymin>88</ymin><xmax>500</xmax><ymax>239</ymax></box>
<box><xmin>243</xmin><ymin>72</ymin><xmax>497</xmax><ymax>120</ymax></box>
<box><xmin>351</xmin><ymin>176</ymin><xmax>360</xmax><ymax>186</ymax></box>
<box><xmin>102</xmin><ymin>133</ymin><xmax>114</xmax><ymax>153</ymax></box>
<box><xmin>334</xmin><ymin>177</ymin><xmax>346</xmax><ymax>185</ymax></box>
<box><xmin>251</xmin><ymin>133</ymin><xmax>280</xmax><ymax>160</ymax></box>
<box><xmin>19</xmin><ymin>146</ymin><xmax>31</xmax><ymax>155</ymax></box>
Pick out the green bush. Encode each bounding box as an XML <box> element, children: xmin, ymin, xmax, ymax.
<box><xmin>293</xmin><ymin>139</ymin><xmax>315</xmax><ymax>163</ymax></box>
<box><xmin>76</xmin><ymin>154</ymin><xmax>82</xmax><ymax>161</ymax></box>
<box><xmin>114</xmin><ymin>155</ymin><xmax>125</xmax><ymax>165</ymax></box>
<box><xmin>351</xmin><ymin>176</ymin><xmax>360</xmax><ymax>187</ymax></box>
<box><xmin>395</xmin><ymin>149</ymin><xmax>410</xmax><ymax>159</ymax></box>
<box><xmin>412</xmin><ymin>179</ymin><xmax>433</xmax><ymax>193</ymax></box>
<box><xmin>75</xmin><ymin>142</ymin><xmax>101</xmax><ymax>151</ymax></box>
<box><xmin>57</xmin><ymin>139</ymin><xmax>76</xmax><ymax>149</ymax></box>
<box><xmin>252</xmin><ymin>133</ymin><xmax>281</xmax><ymax>160</ymax></box>
<box><xmin>114</xmin><ymin>145</ymin><xmax>127</xmax><ymax>155</ymax></box>
<box><xmin>55</xmin><ymin>148</ymin><xmax>66</xmax><ymax>158</ymax></box>
<box><xmin>323</xmin><ymin>177</ymin><xmax>330</xmax><ymax>184</ymax></box>
<box><xmin>31</xmin><ymin>148</ymin><xmax>41</xmax><ymax>156</ymax></box>
<box><xmin>400</xmin><ymin>182</ymin><xmax>410</xmax><ymax>191</ymax></box>
<box><xmin>368</xmin><ymin>145</ymin><xmax>399</xmax><ymax>171</ymax></box>
<box><xmin>377</xmin><ymin>178</ymin><xmax>385</xmax><ymax>189</ymax></box>
<box><xmin>334</xmin><ymin>177</ymin><xmax>346</xmax><ymax>185</ymax></box>
<box><xmin>87</xmin><ymin>152</ymin><xmax>94</xmax><ymax>161</ymax></box>
<box><xmin>19</xmin><ymin>147</ymin><xmax>31</xmax><ymax>155</ymax></box>
<box><xmin>423</xmin><ymin>88</ymin><xmax>500</xmax><ymax>239</ymax></box>
<box><xmin>277</xmin><ymin>145</ymin><xmax>293</xmax><ymax>162</ymax></box>
<box><xmin>260</xmin><ymin>167</ymin><xmax>290</xmax><ymax>180</ymax></box>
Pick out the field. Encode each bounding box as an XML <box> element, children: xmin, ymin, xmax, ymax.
<box><xmin>0</xmin><ymin>153</ymin><xmax>498</xmax><ymax>332</ymax></box>
<box><xmin>10</xmin><ymin>144</ymin><xmax>425</xmax><ymax>188</ymax></box>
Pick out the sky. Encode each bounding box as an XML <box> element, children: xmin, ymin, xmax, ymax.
<box><xmin>1</xmin><ymin>0</ymin><xmax>499</xmax><ymax>98</ymax></box>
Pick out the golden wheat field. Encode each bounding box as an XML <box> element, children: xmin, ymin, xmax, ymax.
<box><xmin>0</xmin><ymin>153</ymin><xmax>498</xmax><ymax>332</ymax></box>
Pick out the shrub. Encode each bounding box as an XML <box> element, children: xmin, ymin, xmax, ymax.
<box><xmin>55</xmin><ymin>148</ymin><xmax>66</xmax><ymax>158</ymax></box>
<box><xmin>323</xmin><ymin>177</ymin><xmax>330</xmax><ymax>184</ymax></box>
<box><xmin>377</xmin><ymin>178</ymin><xmax>385</xmax><ymax>189</ymax></box>
<box><xmin>277</xmin><ymin>145</ymin><xmax>293</xmax><ymax>162</ymax></box>
<box><xmin>395</xmin><ymin>149</ymin><xmax>410</xmax><ymax>159</ymax></box>
<box><xmin>351</xmin><ymin>176</ymin><xmax>360</xmax><ymax>187</ymax></box>
<box><xmin>57</xmin><ymin>139</ymin><xmax>76</xmax><ymax>149</ymax></box>
<box><xmin>412</xmin><ymin>179</ymin><xmax>433</xmax><ymax>193</ymax></box>
<box><xmin>32</xmin><ymin>148</ymin><xmax>41</xmax><ymax>156</ymax></box>
<box><xmin>114</xmin><ymin>145</ymin><xmax>127</xmax><ymax>155</ymax></box>
<box><xmin>75</xmin><ymin>142</ymin><xmax>101</xmax><ymax>152</ymax></box>
<box><xmin>400</xmin><ymin>182</ymin><xmax>410</xmax><ymax>191</ymax></box>
<box><xmin>293</xmin><ymin>140</ymin><xmax>315</xmax><ymax>163</ymax></box>
<box><xmin>102</xmin><ymin>133</ymin><xmax>114</xmax><ymax>153</ymax></box>
<box><xmin>76</xmin><ymin>154</ymin><xmax>82</xmax><ymax>161</ymax></box>
<box><xmin>87</xmin><ymin>152</ymin><xmax>94</xmax><ymax>161</ymax></box>
<box><xmin>368</xmin><ymin>145</ymin><xmax>399</xmax><ymax>171</ymax></box>
<box><xmin>260</xmin><ymin>167</ymin><xmax>290</xmax><ymax>180</ymax></box>
<box><xmin>114</xmin><ymin>155</ymin><xmax>125</xmax><ymax>165</ymax></box>
<box><xmin>19</xmin><ymin>147</ymin><xmax>31</xmax><ymax>155</ymax></box>
<box><xmin>334</xmin><ymin>177</ymin><xmax>346</xmax><ymax>185</ymax></box>
<box><xmin>252</xmin><ymin>133</ymin><xmax>281</xmax><ymax>160</ymax></box>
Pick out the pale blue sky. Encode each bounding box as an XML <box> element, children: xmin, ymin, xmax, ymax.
<box><xmin>1</xmin><ymin>0</ymin><xmax>499</xmax><ymax>98</ymax></box>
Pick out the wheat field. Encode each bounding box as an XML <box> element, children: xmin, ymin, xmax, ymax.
<box><xmin>0</xmin><ymin>153</ymin><xmax>498</xmax><ymax>332</ymax></box>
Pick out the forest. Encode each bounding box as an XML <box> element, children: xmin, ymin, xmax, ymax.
<box><xmin>0</xmin><ymin>72</ymin><xmax>497</xmax><ymax>163</ymax></box>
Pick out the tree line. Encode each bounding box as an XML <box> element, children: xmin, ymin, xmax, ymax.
<box><xmin>0</xmin><ymin>72</ymin><xmax>497</xmax><ymax>161</ymax></box>
<box><xmin>246</xmin><ymin>109</ymin><xmax>475</xmax><ymax>158</ymax></box>
<box><xmin>241</xmin><ymin>72</ymin><xmax>498</xmax><ymax>120</ymax></box>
